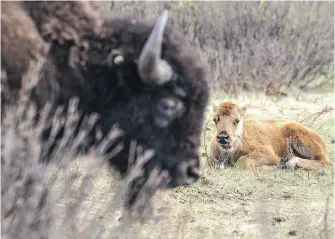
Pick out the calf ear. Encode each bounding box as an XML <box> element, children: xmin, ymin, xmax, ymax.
<box><xmin>240</xmin><ymin>106</ymin><xmax>247</xmax><ymax>116</ymax></box>
<box><xmin>212</xmin><ymin>100</ymin><xmax>220</xmax><ymax>113</ymax></box>
<box><xmin>212</xmin><ymin>104</ymin><xmax>218</xmax><ymax>113</ymax></box>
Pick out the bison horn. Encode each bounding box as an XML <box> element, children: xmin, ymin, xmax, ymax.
<box><xmin>138</xmin><ymin>10</ymin><xmax>173</xmax><ymax>85</ymax></box>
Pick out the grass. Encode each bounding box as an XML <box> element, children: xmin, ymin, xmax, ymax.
<box><xmin>46</xmin><ymin>89</ymin><xmax>334</xmax><ymax>239</ymax></box>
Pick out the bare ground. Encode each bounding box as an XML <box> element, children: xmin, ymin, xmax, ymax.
<box><xmin>48</xmin><ymin>90</ymin><xmax>334</xmax><ymax>239</ymax></box>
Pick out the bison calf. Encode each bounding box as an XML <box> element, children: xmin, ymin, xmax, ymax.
<box><xmin>209</xmin><ymin>102</ymin><xmax>333</xmax><ymax>171</ymax></box>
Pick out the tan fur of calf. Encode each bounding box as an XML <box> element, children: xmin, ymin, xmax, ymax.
<box><xmin>209</xmin><ymin>102</ymin><xmax>333</xmax><ymax>171</ymax></box>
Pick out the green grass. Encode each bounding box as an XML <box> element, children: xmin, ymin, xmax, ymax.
<box><xmin>49</xmin><ymin>90</ymin><xmax>334</xmax><ymax>239</ymax></box>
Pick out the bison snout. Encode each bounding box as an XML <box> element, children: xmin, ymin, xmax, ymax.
<box><xmin>167</xmin><ymin>160</ymin><xmax>200</xmax><ymax>188</ymax></box>
<box><xmin>217</xmin><ymin>131</ymin><xmax>230</xmax><ymax>145</ymax></box>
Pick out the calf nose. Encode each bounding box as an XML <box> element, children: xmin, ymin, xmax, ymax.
<box><xmin>217</xmin><ymin>131</ymin><xmax>229</xmax><ymax>144</ymax></box>
<box><xmin>217</xmin><ymin>131</ymin><xmax>229</xmax><ymax>139</ymax></box>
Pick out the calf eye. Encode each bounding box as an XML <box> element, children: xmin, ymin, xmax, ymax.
<box><xmin>213</xmin><ymin>115</ymin><xmax>219</xmax><ymax>124</ymax></box>
<box><xmin>234</xmin><ymin>119</ymin><xmax>240</xmax><ymax>126</ymax></box>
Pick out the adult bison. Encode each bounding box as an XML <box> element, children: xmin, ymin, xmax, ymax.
<box><xmin>1</xmin><ymin>1</ymin><xmax>209</xmax><ymax>207</ymax></box>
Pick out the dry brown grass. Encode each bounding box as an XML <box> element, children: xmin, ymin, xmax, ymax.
<box><xmin>12</xmin><ymin>89</ymin><xmax>331</xmax><ymax>239</ymax></box>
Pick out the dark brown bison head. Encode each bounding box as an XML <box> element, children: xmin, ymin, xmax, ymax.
<box><xmin>34</xmin><ymin>10</ymin><xmax>209</xmax><ymax>205</ymax></box>
<box><xmin>91</xmin><ymin>12</ymin><xmax>209</xmax><ymax>197</ymax></box>
<box><xmin>4</xmin><ymin>3</ymin><xmax>209</xmax><ymax>208</ymax></box>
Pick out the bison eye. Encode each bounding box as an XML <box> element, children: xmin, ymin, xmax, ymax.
<box><xmin>154</xmin><ymin>96</ymin><xmax>185</xmax><ymax>128</ymax></box>
<box><xmin>158</xmin><ymin>96</ymin><xmax>184</xmax><ymax>117</ymax></box>
<box><xmin>234</xmin><ymin>119</ymin><xmax>240</xmax><ymax>126</ymax></box>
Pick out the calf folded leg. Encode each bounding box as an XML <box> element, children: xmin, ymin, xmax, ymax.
<box><xmin>235</xmin><ymin>150</ymin><xmax>280</xmax><ymax>171</ymax></box>
<box><xmin>286</xmin><ymin>156</ymin><xmax>333</xmax><ymax>171</ymax></box>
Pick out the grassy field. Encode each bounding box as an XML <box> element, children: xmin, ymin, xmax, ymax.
<box><xmin>48</xmin><ymin>90</ymin><xmax>334</xmax><ymax>239</ymax></box>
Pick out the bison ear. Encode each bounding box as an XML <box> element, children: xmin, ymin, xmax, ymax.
<box><xmin>138</xmin><ymin>10</ymin><xmax>173</xmax><ymax>85</ymax></box>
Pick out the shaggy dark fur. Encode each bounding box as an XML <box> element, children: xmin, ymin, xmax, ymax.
<box><xmin>1</xmin><ymin>1</ymin><xmax>209</xmax><ymax>207</ymax></box>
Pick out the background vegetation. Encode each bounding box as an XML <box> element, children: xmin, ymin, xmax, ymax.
<box><xmin>111</xmin><ymin>1</ymin><xmax>334</xmax><ymax>94</ymax></box>
<box><xmin>2</xmin><ymin>1</ymin><xmax>334</xmax><ymax>239</ymax></box>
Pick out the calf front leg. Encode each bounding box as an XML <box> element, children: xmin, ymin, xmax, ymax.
<box><xmin>235</xmin><ymin>151</ymin><xmax>280</xmax><ymax>171</ymax></box>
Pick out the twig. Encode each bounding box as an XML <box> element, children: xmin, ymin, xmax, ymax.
<box><xmin>299</xmin><ymin>105</ymin><xmax>334</xmax><ymax>127</ymax></box>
